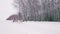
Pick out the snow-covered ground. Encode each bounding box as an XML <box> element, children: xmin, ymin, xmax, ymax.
<box><xmin>0</xmin><ymin>20</ymin><xmax>60</xmax><ymax>34</ymax></box>
<box><xmin>0</xmin><ymin>0</ymin><xmax>60</xmax><ymax>34</ymax></box>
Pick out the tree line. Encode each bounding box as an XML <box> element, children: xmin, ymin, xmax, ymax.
<box><xmin>13</xmin><ymin>0</ymin><xmax>60</xmax><ymax>21</ymax></box>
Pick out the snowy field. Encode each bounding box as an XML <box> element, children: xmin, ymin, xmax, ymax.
<box><xmin>0</xmin><ymin>0</ymin><xmax>60</xmax><ymax>34</ymax></box>
<box><xmin>0</xmin><ymin>20</ymin><xmax>60</xmax><ymax>34</ymax></box>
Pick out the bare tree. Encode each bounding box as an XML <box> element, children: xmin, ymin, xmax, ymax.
<box><xmin>13</xmin><ymin>0</ymin><xmax>41</xmax><ymax>21</ymax></box>
<box><xmin>13</xmin><ymin>0</ymin><xmax>60</xmax><ymax>21</ymax></box>
<box><xmin>27</xmin><ymin>0</ymin><xmax>41</xmax><ymax>21</ymax></box>
<box><xmin>13</xmin><ymin>0</ymin><xmax>25</xmax><ymax>21</ymax></box>
<box><xmin>41</xmin><ymin>0</ymin><xmax>60</xmax><ymax>21</ymax></box>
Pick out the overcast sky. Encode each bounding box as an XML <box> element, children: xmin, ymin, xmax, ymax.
<box><xmin>0</xmin><ymin>0</ymin><xmax>18</xmax><ymax>21</ymax></box>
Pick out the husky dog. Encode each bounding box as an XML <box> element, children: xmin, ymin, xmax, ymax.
<box><xmin>6</xmin><ymin>13</ymin><xmax>24</xmax><ymax>22</ymax></box>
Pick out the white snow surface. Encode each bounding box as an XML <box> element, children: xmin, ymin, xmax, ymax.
<box><xmin>0</xmin><ymin>20</ymin><xmax>60</xmax><ymax>34</ymax></box>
